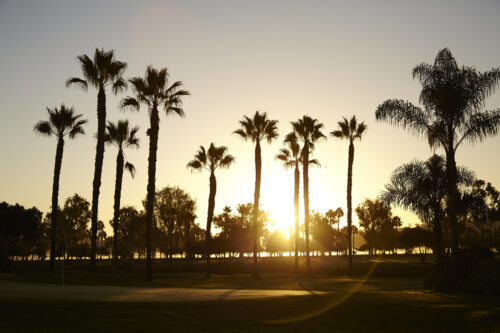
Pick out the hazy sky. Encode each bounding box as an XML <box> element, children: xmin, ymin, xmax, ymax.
<box><xmin>1</xmin><ymin>0</ymin><xmax>500</xmax><ymax>234</ymax></box>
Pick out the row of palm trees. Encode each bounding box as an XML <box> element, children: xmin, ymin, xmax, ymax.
<box><xmin>36</xmin><ymin>49</ymin><xmax>189</xmax><ymax>281</ymax></box>
<box><xmin>186</xmin><ymin>111</ymin><xmax>366</xmax><ymax>277</ymax></box>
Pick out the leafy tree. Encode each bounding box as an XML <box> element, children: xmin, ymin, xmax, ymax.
<box><xmin>461</xmin><ymin>180</ymin><xmax>499</xmax><ymax>246</ymax></box>
<box><xmin>154</xmin><ymin>186</ymin><xmax>196</xmax><ymax>264</ymax></box>
<box><xmin>104</xmin><ymin>120</ymin><xmax>139</xmax><ymax>266</ymax></box>
<box><xmin>234</xmin><ymin>111</ymin><xmax>278</xmax><ymax>276</ymax></box>
<box><xmin>0</xmin><ymin>203</ymin><xmax>42</xmax><ymax>270</ymax></box>
<box><xmin>326</xmin><ymin>208</ymin><xmax>344</xmax><ymax>231</ymax></box>
<box><xmin>331</xmin><ymin>116</ymin><xmax>366</xmax><ymax>273</ymax></box>
<box><xmin>66</xmin><ymin>48</ymin><xmax>127</xmax><ymax>271</ymax></box>
<box><xmin>399</xmin><ymin>226</ymin><xmax>433</xmax><ymax>262</ymax></box>
<box><xmin>121</xmin><ymin>66</ymin><xmax>189</xmax><ymax>281</ymax></box>
<box><xmin>58</xmin><ymin>194</ymin><xmax>91</xmax><ymax>258</ymax></box>
<box><xmin>116</xmin><ymin>207</ymin><xmax>145</xmax><ymax>259</ymax></box>
<box><xmin>276</xmin><ymin>135</ymin><xmax>319</xmax><ymax>271</ymax></box>
<box><xmin>356</xmin><ymin>198</ymin><xmax>401</xmax><ymax>255</ymax></box>
<box><xmin>376</xmin><ymin>48</ymin><xmax>500</xmax><ymax>261</ymax></box>
<box><xmin>381</xmin><ymin>154</ymin><xmax>474</xmax><ymax>265</ymax></box>
<box><xmin>187</xmin><ymin>143</ymin><xmax>234</xmax><ymax>274</ymax></box>
<box><xmin>286</xmin><ymin>116</ymin><xmax>326</xmax><ymax>273</ymax></box>
<box><xmin>33</xmin><ymin>105</ymin><xmax>87</xmax><ymax>270</ymax></box>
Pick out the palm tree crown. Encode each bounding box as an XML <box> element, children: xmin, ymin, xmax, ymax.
<box><xmin>66</xmin><ymin>48</ymin><xmax>127</xmax><ymax>93</ymax></box>
<box><xmin>233</xmin><ymin>111</ymin><xmax>279</xmax><ymax>143</ymax></box>
<box><xmin>331</xmin><ymin>116</ymin><xmax>367</xmax><ymax>143</ymax></box>
<box><xmin>104</xmin><ymin>120</ymin><xmax>140</xmax><ymax>177</ymax></box>
<box><xmin>187</xmin><ymin>143</ymin><xmax>235</xmax><ymax>173</ymax></box>
<box><xmin>286</xmin><ymin>115</ymin><xmax>326</xmax><ymax>150</ymax></box>
<box><xmin>34</xmin><ymin>105</ymin><xmax>87</xmax><ymax>139</ymax></box>
<box><xmin>120</xmin><ymin>66</ymin><xmax>190</xmax><ymax>115</ymax></box>
<box><xmin>375</xmin><ymin>48</ymin><xmax>500</xmax><ymax>154</ymax></box>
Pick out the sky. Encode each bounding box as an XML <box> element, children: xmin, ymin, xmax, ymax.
<box><xmin>1</xmin><ymin>0</ymin><xmax>500</xmax><ymax>235</ymax></box>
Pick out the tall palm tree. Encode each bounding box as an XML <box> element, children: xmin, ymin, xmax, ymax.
<box><xmin>104</xmin><ymin>120</ymin><xmax>139</xmax><ymax>269</ymax></box>
<box><xmin>375</xmin><ymin>48</ymin><xmax>500</xmax><ymax>262</ymax></box>
<box><xmin>276</xmin><ymin>135</ymin><xmax>319</xmax><ymax>272</ymax></box>
<box><xmin>121</xmin><ymin>66</ymin><xmax>189</xmax><ymax>281</ymax></box>
<box><xmin>286</xmin><ymin>116</ymin><xmax>326</xmax><ymax>273</ymax></box>
<box><xmin>331</xmin><ymin>116</ymin><xmax>367</xmax><ymax>274</ymax></box>
<box><xmin>380</xmin><ymin>154</ymin><xmax>474</xmax><ymax>267</ymax></box>
<box><xmin>234</xmin><ymin>111</ymin><xmax>279</xmax><ymax>276</ymax></box>
<box><xmin>187</xmin><ymin>143</ymin><xmax>235</xmax><ymax>275</ymax></box>
<box><xmin>66</xmin><ymin>48</ymin><xmax>127</xmax><ymax>271</ymax></box>
<box><xmin>34</xmin><ymin>105</ymin><xmax>87</xmax><ymax>271</ymax></box>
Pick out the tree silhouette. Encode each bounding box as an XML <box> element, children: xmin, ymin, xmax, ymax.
<box><xmin>187</xmin><ymin>143</ymin><xmax>234</xmax><ymax>275</ymax></box>
<box><xmin>33</xmin><ymin>105</ymin><xmax>87</xmax><ymax>270</ymax></box>
<box><xmin>381</xmin><ymin>154</ymin><xmax>474</xmax><ymax>266</ymax></box>
<box><xmin>66</xmin><ymin>48</ymin><xmax>127</xmax><ymax>271</ymax></box>
<box><xmin>376</xmin><ymin>48</ymin><xmax>500</xmax><ymax>263</ymax></box>
<box><xmin>104</xmin><ymin>120</ymin><xmax>139</xmax><ymax>270</ymax></box>
<box><xmin>276</xmin><ymin>135</ymin><xmax>319</xmax><ymax>272</ymax></box>
<box><xmin>234</xmin><ymin>111</ymin><xmax>278</xmax><ymax>276</ymax></box>
<box><xmin>331</xmin><ymin>116</ymin><xmax>367</xmax><ymax>274</ymax></box>
<box><xmin>286</xmin><ymin>116</ymin><xmax>325</xmax><ymax>273</ymax></box>
<box><xmin>121</xmin><ymin>66</ymin><xmax>189</xmax><ymax>281</ymax></box>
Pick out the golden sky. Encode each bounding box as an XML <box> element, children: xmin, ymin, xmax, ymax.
<box><xmin>1</xmin><ymin>0</ymin><xmax>499</xmax><ymax>234</ymax></box>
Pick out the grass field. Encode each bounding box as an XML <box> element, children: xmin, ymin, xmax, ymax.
<box><xmin>1</xmin><ymin>256</ymin><xmax>499</xmax><ymax>332</ymax></box>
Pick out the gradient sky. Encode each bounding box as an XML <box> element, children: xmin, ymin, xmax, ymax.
<box><xmin>1</xmin><ymin>0</ymin><xmax>500</xmax><ymax>235</ymax></box>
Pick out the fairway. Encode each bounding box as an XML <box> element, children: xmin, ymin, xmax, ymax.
<box><xmin>1</xmin><ymin>272</ymin><xmax>499</xmax><ymax>332</ymax></box>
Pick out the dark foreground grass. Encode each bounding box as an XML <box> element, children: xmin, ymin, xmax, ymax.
<box><xmin>1</xmin><ymin>257</ymin><xmax>499</xmax><ymax>332</ymax></box>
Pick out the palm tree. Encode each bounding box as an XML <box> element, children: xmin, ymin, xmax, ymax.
<box><xmin>104</xmin><ymin>120</ymin><xmax>139</xmax><ymax>270</ymax></box>
<box><xmin>286</xmin><ymin>116</ymin><xmax>326</xmax><ymax>273</ymax></box>
<box><xmin>234</xmin><ymin>111</ymin><xmax>279</xmax><ymax>276</ymax></box>
<box><xmin>34</xmin><ymin>105</ymin><xmax>87</xmax><ymax>271</ymax></box>
<box><xmin>121</xmin><ymin>66</ymin><xmax>189</xmax><ymax>281</ymax></box>
<box><xmin>276</xmin><ymin>135</ymin><xmax>319</xmax><ymax>272</ymax></box>
<box><xmin>375</xmin><ymin>48</ymin><xmax>500</xmax><ymax>261</ymax></box>
<box><xmin>187</xmin><ymin>143</ymin><xmax>235</xmax><ymax>275</ymax></box>
<box><xmin>380</xmin><ymin>154</ymin><xmax>474</xmax><ymax>267</ymax></box>
<box><xmin>331</xmin><ymin>116</ymin><xmax>367</xmax><ymax>274</ymax></box>
<box><xmin>66</xmin><ymin>48</ymin><xmax>127</xmax><ymax>271</ymax></box>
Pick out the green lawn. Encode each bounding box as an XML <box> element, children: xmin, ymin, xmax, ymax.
<box><xmin>1</xmin><ymin>257</ymin><xmax>499</xmax><ymax>332</ymax></box>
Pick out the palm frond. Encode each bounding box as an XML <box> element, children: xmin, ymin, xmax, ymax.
<box><xmin>65</xmin><ymin>77</ymin><xmax>88</xmax><ymax>91</ymax></box>
<box><xmin>125</xmin><ymin>161</ymin><xmax>136</xmax><ymax>178</ymax></box>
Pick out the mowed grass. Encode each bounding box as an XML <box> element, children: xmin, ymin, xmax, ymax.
<box><xmin>1</xmin><ymin>256</ymin><xmax>499</xmax><ymax>332</ymax></box>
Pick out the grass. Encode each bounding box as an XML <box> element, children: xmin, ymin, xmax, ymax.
<box><xmin>1</xmin><ymin>256</ymin><xmax>499</xmax><ymax>332</ymax></box>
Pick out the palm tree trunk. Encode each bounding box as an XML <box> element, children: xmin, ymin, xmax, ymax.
<box><xmin>253</xmin><ymin>141</ymin><xmax>262</xmax><ymax>276</ymax></box>
<box><xmin>185</xmin><ymin>216</ymin><xmax>191</xmax><ymax>260</ymax></box>
<box><xmin>145</xmin><ymin>105</ymin><xmax>159</xmax><ymax>282</ymax></box>
<box><xmin>206</xmin><ymin>171</ymin><xmax>217</xmax><ymax>276</ymax></box>
<box><xmin>432</xmin><ymin>202</ymin><xmax>443</xmax><ymax>269</ymax></box>
<box><xmin>90</xmin><ymin>85</ymin><xmax>106</xmax><ymax>272</ymax></box>
<box><xmin>49</xmin><ymin>136</ymin><xmax>64</xmax><ymax>271</ymax></box>
<box><xmin>347</xmin><ymin>141</ymin><xmax>354</xmax><ymax>275</ymax></box>
<box><xmin>446</xmin><ymin>149</ymin><xmax>459</xmax><ymax>263</ymax></box>
<box><xmin>112</xmin><ymin>150</ymin><xmax>124</xmax><ymax>272</ymax></box>
<box><xmin>294</xmin><ymin>165</ymin><xmax>300</xmax><ymax>272</ymax></box>
<box><xmin>303</xmin><ymin>143</ymin><xmax>311</xmax><ymax>274</ymax></box>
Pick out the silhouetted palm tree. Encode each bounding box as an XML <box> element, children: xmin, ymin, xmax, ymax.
<box><xmin>234</xmin><ymin>111</ymin><xmax>279</xmax><ymax>276</ymax></box>
<box><xmin>121</xmin><ymin>66</ymin><xmax>189</xmax><ymax>281</ymax></box>
<box><xmin>376</xmin><ymin>48</ymin><xmax>500</xmax><ymax>261</ymax></box>
<box><xmin>381</xmin><ymin>154</ymin><xmax>474</xmax><ymax>267</ymax></box>
<box><xmin>187</xmin><ymin>143</ymin><xmax>235</xmax><ymax>275</ymax></box>
<box><xmin>286</xmin><ymin>116</ymin><xmax>325</xmax><ymax>273</ymax></box>
<box><xmin>331</xmin><ymin>116</ymin><xmax>367</xmax><ymax>274</ymax></box>
<box><xmin>104</xmin><ymin>120</ymin><xmax>139</xmax><ymax>270</ymax></box>
<box><xmin>276</xmin><ymin>135</ymin><xmax>319</xmax><ymax>272</ymax></box>
<box><xmin>34</xmin><ymin>105</ymin><xmax>87</xmax><ymax>271</ymax></box>
<box><xmin>66</xmin><ymin>48</ymin><xmax>127</xmax><ymax>270</ymax></box>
